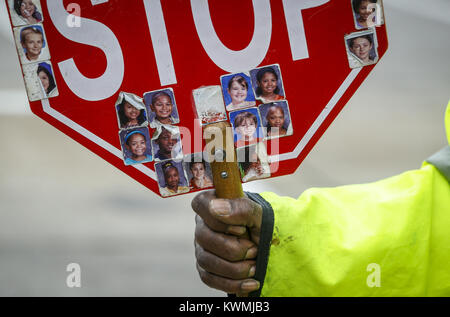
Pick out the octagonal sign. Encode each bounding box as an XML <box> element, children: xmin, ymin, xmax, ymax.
<box><xmin>6</xmin><ymin>0</ymin><xmax>388</xmax><ymax>197</ymax></box>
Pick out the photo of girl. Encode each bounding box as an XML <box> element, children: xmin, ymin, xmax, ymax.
<box><xmin>345</xmin><ymin>30</ymin><xmax>378</xmax><ymax>68</ymax></box>
<box><xmin>143</xmin><ymin>88</ymin><xmax>180</xmax><ymax>128</ymax></box>
<box><xmin>120</xmin><ymin>128</ymin><xmax>153</xmax><ymax>166</ymax></box>
<box><xmin>152</xmin><ymin>125</ymin><xmax>183</xmax><ymax>161</ymax></box>
<box><xmin>37</xmin><ymin>62</ymin><xmax>57</xmax><ymax>98</ymax></box>
<box><xmin>156</xmin><ymin>160</ymin><xmax>190</xmax><ymax>197</ymax></box>
<box><xmin>220</xmin><ymin>73</ymin><xmax>256</xmax><ymax>112</ymax></box>
<box><xmin>115</xmin><ymin>92</ymin><xmax>148</xmax><ymax>130</ymax></box>
<box><xmin>259</xmin><ymin>101</ymin><xmax>293</xmax><ymax>139</ymax></box>
<box><xmin>230</xmin><ymin>108</ymin><xmax>263</xmax><ymax>148</ymax></box>
<box><xmin>236</xmin><ymin>143</ymin><xmax>271</xmax><ymax>183</ymax></box>
<box><xmin>183</xmin><ymin>153</ymin><xmax>214</xmax><ymax>190</ymax></box>
<box><xmin>14</xmin><ymin>24</ymin><xmax>50</xmax><ymax>64</ymax></box>
<box><xmin>22</xmin><ymin>61</ymin><xmax>58</xmax><ymax>101</ymax></box>
<box><xmin>352</xmin><ymin>0</ymin><xmax>384</xmax><ymax>29</ymax></box>
<box><xmin>250</xmin><ymin>65</ymin><xmax>285</xmax><ymax>103</ymax></box>
<box><xmin>8</xmin><ymin>0</ymin><xmax>43</xmax><ymax>26</ymax></box>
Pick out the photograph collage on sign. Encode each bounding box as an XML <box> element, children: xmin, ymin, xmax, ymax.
<box><xmin>212</xmin><ymin>64</ymin><xmax>294</xmax><ymax>183</ymax></box>
<box><xmin>345</xmin><ymin>0</ymin><xmax>384</xmax><ymax>69</ymax></box>
<box><xmin>115</xmin><ymin>92</ymin><xmax>153</xmax><ymax>166</ymax></box>
<box><xmin>114</xmin><ymin>88</ymin><xmax>214</xmax><ymax>197</ymax></box>
<box><xmin>154</xmin><ymin>152</ymin><xmax>214</xmax><ymax>197</ymax></box>
<box><xmin>8</xmin><ymin>0</ymin><xmax>59</xmax><ymax>102</ymax></box>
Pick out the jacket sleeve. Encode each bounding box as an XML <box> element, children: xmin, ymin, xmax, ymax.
<box><xmin>248</xmin><ymin>162</ymin><xmax>450</xmax><ymax>297</ymax></box>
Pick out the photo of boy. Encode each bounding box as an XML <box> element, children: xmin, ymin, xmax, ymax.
<box><xmin>345</xmin><ymin>30</ymin><xmax>379</xmax><ymax>69</ymax></box>
<box><xmin>259</xmin><ymin>101</ymin><xmax>293</xmax><ymax>139</ymax></box>
<box><xmin>14</xmin><ymin>24</ymin><xmax>50</xmax><ymax>64</ymax></box>
<box><xmin>229</xmin><ymin>108</ymin><xmax>263</xmax><ymax>148</ymax></box>
<box><xmin>155</xmin><ymin>160</ymin><xmax>190</xmax><ymax>197</ymax></box>
<box><xmin>143</xmin><ymin>88</ymin><xmax>180</xmax><ymax>128</ymax></box>
<box><xmin>120</xmin><ymin>128</ymin><xmax>153</xmax><ymax>166</ymax></box>
<box><xmin>152</xmin><ymin>125</ymin><xmax>183</xmax><ymax>161</ymax></box>
<box><xmin>115</xmin><ymin>92</ymin><xmax>148</xmax><ymax>130</ymax></box>
<box><xmin>8</xmin><ymin>0</ymin><xmax>43</xmax><ymax>26</ymax></box>
<box><xmin>220</xmin><ymin>73</ymin><xmax>256</xmax><ymax>112</ymax></box>
<box><xmin>236</xmin><ymin>143</ymin><xmax>271</xmax><ymax>183</ymax></box>
<box><xmin>183</xmin><ymin>153</ymin><xmax>214</xmax><ymax>190</ymax></box>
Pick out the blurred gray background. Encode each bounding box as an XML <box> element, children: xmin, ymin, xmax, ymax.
<box><xmin>0</xmin><ymin>0</ymin><xmax>449</xmax><ymax>296</ymax></box>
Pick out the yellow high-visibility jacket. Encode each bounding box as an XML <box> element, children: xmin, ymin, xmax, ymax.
<box><xmin>248</xmin><ymin>102</ymin><xmax>450</xmax><ymax>297</ymax></box>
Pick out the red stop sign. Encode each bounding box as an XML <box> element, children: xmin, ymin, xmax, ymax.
<box><xmin>6</xmin><ymin>0</ymin><xmax>388</xmax><ymax>197</ymax></box>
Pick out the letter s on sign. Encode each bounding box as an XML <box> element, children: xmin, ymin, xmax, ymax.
<box><xmin>47</xmin><ymin>0</ymin><xmax>124</xmax><ymax>101</ymax></box>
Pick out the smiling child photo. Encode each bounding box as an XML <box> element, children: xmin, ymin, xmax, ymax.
<box><xmin>183</xmin><ymin>153</ymin><xmax>214</xmax><ymax>190</ymax></box>
<box><xmin>345</xmin><ymin>30</ymin><xmax>379</xmax><ymax>68</ymax></box>
<box><xmin>229</xmin><ymin>108</ymin><xmax>263</xmax><ymax>148</ymax></box>
<box><xmin>143</xmin><ymin>88</ymin><xmax>180</xmax><ymax>128</ymax></box>
<box><xmin>115</xmin><ymin>92</ymin><xmax>148</xmax><ymax>130</ymax></box>
<box><xmin>250</xmin><ymin>64</ymin><xmax>286</xmax><ymax>104</ymax></box>
<box><xmin>119</xmin><ymin>128</ymin><xmax>153</xmax><ymax>166</ymax></box>
<box><xmin>14</xmin><ymin>24</ymin><xmax>50</xmax><ymax>64</ymax></box>
<box><xmin>8</xmin><ymin>0</ymin><xmax>43</xmax><ymax>26</ymax></box>
<box><xmin>259</xmin><ymin>101</ymin><xmax>293</xmax><ymax>139</ymax></box>
<box><xmin>220</xmin><ymin>72</ymin><xmax>256</xmax><ymax>112</ymax></box>
<box><xmin>351</xmin><ymin>0</ymin><xmax>385</xmax><ymax>29</ymax></box>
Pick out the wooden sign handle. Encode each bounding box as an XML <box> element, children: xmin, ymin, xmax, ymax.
<box><xmin>203</xmin><ymin>121</ymin><xmax>244</xmax><ymax>199</ymax></box>
<box><xmin>204</xmin><ymin>122</ymin><xmax>252</xmax><ymax>297</ymax></box>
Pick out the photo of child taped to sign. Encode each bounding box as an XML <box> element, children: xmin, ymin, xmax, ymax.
<box><xmin>22</xmin><ymin>61</ymin><xmax>58</xmax><ymax>101</ymax></box>
<box><xmin>119</xmin><ymin>128</ymin><xmax>153</xmax><ymax>166</ymax></box>
<box><xmin>183</xmin><ymin>153</ymin><xmax>214</xmax><ymax>190</ymax></box>
<box><xmin>14</xmin><ymin>24</ymin><xmax>50</xmax><ymax>64</ymax></box>
<box><xmin>8</xmin><ymin>0</ymin><xmax>43</xmax><ymax>26</ymax></box>
<box><xmin>351</xmin><ymin>0</ymin><xmax>385</xmax><ymax>29</ymax></box>
<box><xmin>345</xmin><ymin>30</ymin><xmax>379</xmax><ymax>68</ymax></box>
<box><xmin>115</xmin><ymin>92</ymin><xmax>148</xmax><ymax>130</ymax></box>
<box><xmin>152</xmin><ymin>125</ymin><xmax>183</xmax><ymax>162</ymax></box>
<box><xmin>250</xmin><ymin>64</ymin><xmax>286</xmax><ymax>104</ymax></box>
<box><xmin>220</xmin><ymin>72</ymin><xmax>256</xmax><ymax>112</ymax></box>
<box><xmin>144</xmin><ymin>88</ymin><xmax>180</xmax><ymax>128</ymax></box>
<box><xmin>259</xmin><ymin>101</ymin><xmax>293</xmax><ymax>139</ymax></box>
<box><xmin>230</xmin><ymin>108</ymin><xmax>263</xmax><ymax>148</ymax></box>
<box><xmin>155</xmin><ymin>160</ymin><xmax>190</xmax><ymax>197</ymax></box>
<box><xmin>236</xmin><ymin>143</ymin><xmax>271</xmax><ymax>183</ymax></box>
